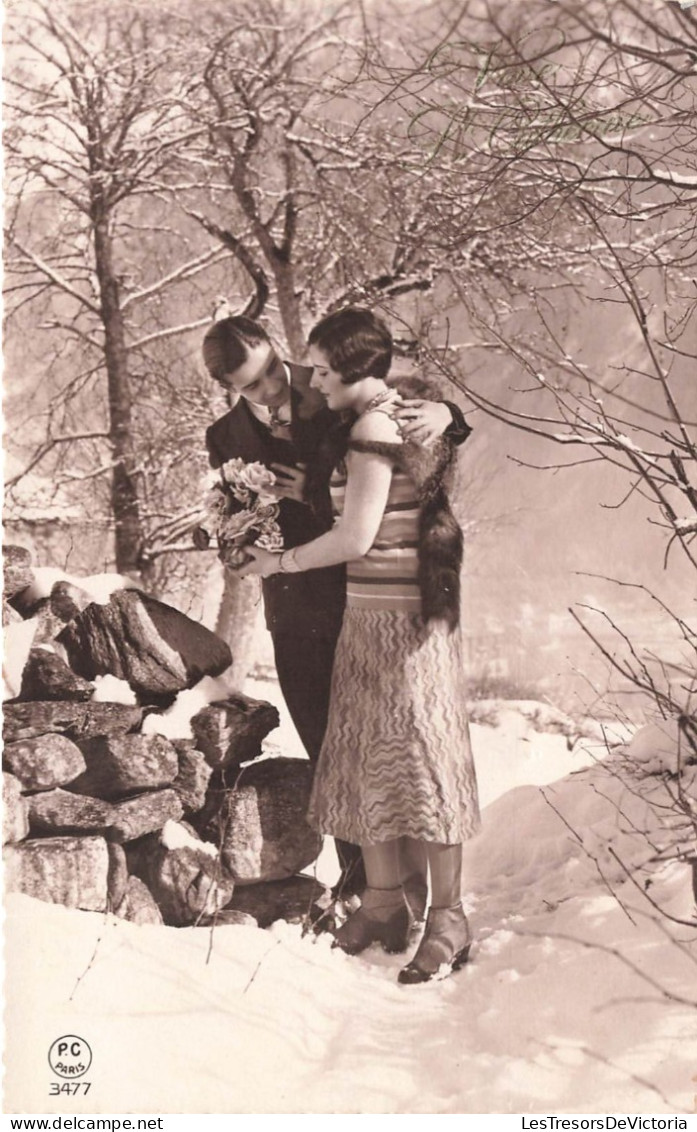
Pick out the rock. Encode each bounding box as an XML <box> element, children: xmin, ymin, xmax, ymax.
<box><xmin>207</xmin><ymin>758</ymin><xmax>322</xmax><ymax>883</ymax></box>
<box><xmin>107</xmin><ymin>842</ymin><xmax>129</xmax><ymax>908</ymax></box>
<box><xmin>4</xmin><ymin>835</ymin><xmax>109</xmax><ymax>911</ymax></box>
<box><xmin>70</xmin><ymin>733</ymin><xmax>179</xmax><ymax>799</ymax></box>
<box><xmin>5</xmin><ymin>589</ymin><xmax>67</xmax><ymax>644</ymax></box>
<box><xmin>50</xmin><ymin>581</ymin><xmax>94</xmax><ymax>623</ymax></box>
<box><xmin>27</xmin><ymin>785</ymin><xmax>183</xmax><ymax>844</ymax></box>
<box><xmin>3</xmin><ymin>599</ymin><xmax>22</xmax><ymax>626</ymax></box>
<box><xmin>57</xmin><ymin>590</ymin><xmax>232</xmax><ymax>701</ymax></box>
<box><xmin>3</xmin><ymin>734</ymin><xmax>87</xmax><ymax>792</ymax></box>
<box><xmin>172</xmin><ymin>742</ymin><xmax>213</xmax><ymax>816</ymax></box>
<box><xmin>228</xmin><ymin>875</ymin><xmax>327</xmax><ymax>928</ymax></box>
<box><xmin>190</xmin><ymin>695</ymin><xmax>280</xmax><ymax>773</ymax></box>
<box><xmin>113</xmin><ymin>876</ymin><xmax>164</xmax><ymax>926</ymax></box>
<box><xmin>26</xmin><ymin>789</ymin><xmax>114</xmax><ymax>836</ymax></box>
<box><xmin>197</xmin><ymin>909</ymin><xmax>257</xmax><ymax>928</ymax></box>
<box><xmin>6</xmin><ymin>590</ymin><xmax>41</xmax><ymax>621</ymax></box>
<box><xmin>18</xmin><ymin>647</ymin><xmax>94</xmax><ymax>703</ymax></box>
<box><xmin>3</xmin><ymin>773</ymin><xmax>28</xmax><ymax>845</ymax></box>
<box><xmin>3</xmin><ymin>546</ymin><xmax>34</xmax><ymax>601</ymax></box>
<box><xmin>109</xmin><ymin>790</ymin><xmax>184</xmax><ymax>843</ymax></box>
<box><xmin>26</xmin><ymin>600</ymin><xmax>69</xmax><ymax>647</ymax></box>
<box><xmin>3</xmin><ymin>701</ymin><xmax>143</xmax><ymax>744</ymax></box>
<box><xmin>127</xmin><ymin>821</ymin><xmax>234</xmax><ymax>927</ymax></box>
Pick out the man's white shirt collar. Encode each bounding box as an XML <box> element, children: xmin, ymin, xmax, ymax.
<box><xmin>247</xmin><ymin>362</ymin><xmax>292</xmax><ymax>427</ymax></box>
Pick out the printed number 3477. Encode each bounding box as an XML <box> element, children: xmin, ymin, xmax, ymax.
<box><xmin>49</xmin><ymin>1082</ymin><xmax>91</xmax><ymax>1095</ymax></box>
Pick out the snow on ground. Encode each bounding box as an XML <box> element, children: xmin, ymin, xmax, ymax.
<box><xmin>4</xmin><ymin>704</ymin><xmax>695</xmax><ymax>1115</ymax></box>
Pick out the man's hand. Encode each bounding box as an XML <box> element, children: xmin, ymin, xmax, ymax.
<box><xmin>391</xmin><ymin>399</ymin><xmax>453</xmax><ymax>445</ymax></box>
<box><xmin>270</xmin><ymin>462</ymin><xmax>307</xmax><ymax>503</ymax></box>
<box><xmin>192</xmin><ymin>526</ymin><xmax>210</xmax><ymax>550</ymax></box>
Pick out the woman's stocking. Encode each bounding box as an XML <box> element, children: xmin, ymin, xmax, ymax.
<box><xmin>398</xmin><ymin>837</ymin><xmax>429</xmax><ymax>922</ymax></box>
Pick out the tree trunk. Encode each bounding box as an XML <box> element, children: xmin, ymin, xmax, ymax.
<box><xmin>215</xmin><ymin>572</ymin><xmax>262</xmax><ymax>690</ymax></box>
<box><xmin>272</xmin><ymin>258</ymin><xmax>305</xmax><ymax>360</ymax></box>
<box><xmin>93</xmin><ymin>217</ymin><xmax>145</xmax><ymax>578</ymax></box>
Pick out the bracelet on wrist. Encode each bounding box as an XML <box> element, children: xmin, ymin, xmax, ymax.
<box><xmin>279</xmin><ymin>547</ymin><xmax>302</xmax><ymax>573</ymax></box>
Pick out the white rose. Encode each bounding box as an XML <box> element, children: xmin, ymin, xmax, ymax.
<box><xmin>241</xmin><ymin>462</ymin><xmax>277</xmax><ymax>505</ymax></box>
<box><xmin>221</xmin><ymin>459</ymin><xmax>252</xmax><ymax>503</ymax></box>
<box><xmin>221</xmin><ymin>457</ymin><xmax>247</xmax><ymax>484</ymax></box>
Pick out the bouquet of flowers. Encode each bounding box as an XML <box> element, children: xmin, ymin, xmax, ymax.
<box><xmin>201</xmin><ymin>458</ymin><xmax>284</xmax><ymax>568</ymax></box>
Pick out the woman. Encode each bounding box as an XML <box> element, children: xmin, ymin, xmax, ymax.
<box><xmin>237</xmin><ymin>308</ymin><xmax>481</xmax><ymax>984</ymax></box>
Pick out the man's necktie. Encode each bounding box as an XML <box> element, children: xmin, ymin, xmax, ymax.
<box><xmin>268</xmin><ymin>407</ymin><xmax>292</xmax><ymax>437</ymax></box>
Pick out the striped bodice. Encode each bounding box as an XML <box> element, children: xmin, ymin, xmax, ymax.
<box><xmin>330</xmin><ymin>452</ymin><xmax>421</xmax><ymax>612</ymax></box>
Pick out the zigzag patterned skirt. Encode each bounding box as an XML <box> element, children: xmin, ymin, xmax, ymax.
<box><xmin>306</xmin><ymin>608</ymin><xmax>481</xmax><ymax>846</ymax></box>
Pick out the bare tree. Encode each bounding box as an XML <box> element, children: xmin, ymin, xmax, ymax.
<box><xmin>364</xmin><ymin>0</ymin><xmax>696</xmax><ymax>553</ymax></box>
<box><xmin>362</xmin><ymin>0</ymin><xmax>697</xmax><ymax>922</ymax></box>
<box><xmin>3</xmin><ymin>0</ymin><xmax>234</xmax><ymax>581</ymax></box>
<box><xmin>166</xmin><ymin>0</ymin><xmax>560</xmax><ymax>354</ymax></box>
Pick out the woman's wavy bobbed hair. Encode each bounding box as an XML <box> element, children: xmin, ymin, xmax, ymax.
<box><xmin>307</xmin><ymin>307</ymin><xmax>392</xmax><ymax>384</ymax></box>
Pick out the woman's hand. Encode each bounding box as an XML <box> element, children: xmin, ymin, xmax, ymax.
<box><xmin>269</xmin><ymin>462</ymin><xmax>307</xmax><ymax>503</ymax></box>
<box><xmin>231</xmin><ymin>546</ymin><xmax>282</xmax><ymax>577</ymax></box>
<box><xmin>392</xmin><ymin>399</ymin><xmax>452</xmax><ymax>445</ymax></box>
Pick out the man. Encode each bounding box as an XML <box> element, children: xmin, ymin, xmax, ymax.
<box><xmin>198</xmin><ymin>315</ymin><xmax>470</xmax><ymax>900</ymax></box>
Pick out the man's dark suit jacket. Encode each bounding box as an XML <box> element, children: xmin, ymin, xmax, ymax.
<box><xmin>205</xmin><ymin>362</ymin><xmax>346</xmax><ymax>641</ymax></box>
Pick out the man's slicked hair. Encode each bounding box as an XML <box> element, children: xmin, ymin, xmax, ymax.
<box><xmin>202</xmin><ymin>316</ymin><xmax>270</xmax><ymax>383</ymax></box>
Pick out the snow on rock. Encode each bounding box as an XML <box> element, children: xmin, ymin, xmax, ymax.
<box><xmin>90</xmin><ymin>674</ymin><xmax>137</xmax><ymax>705</ymax></box>
<box><xmin>20</xmin><ymin>568</ymin><xmax>138</xmax><ymax>607</ymax></box>
<box><xmin>160</xmin><ymin>818</ymin><xmax>218</xmax><ymax>859</ymax></box>
<box><xmin>127</xmin><ymin>825</ymin><xmax>234</xmax><ymax>926</ymax></box>
<box><xmin>141</xmin><ymin>673</ymin><xmax>237</xmax><ymax>739</ymax></box>
<box><xmin>57</xmin><ymin>591</ymin><xmax>232</xmax><ymax>700</ymax></box>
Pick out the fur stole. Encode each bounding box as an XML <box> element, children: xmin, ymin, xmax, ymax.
<box><xmin>347</xmin><ymin>437</ymin><xmax>463</xmax><ymax>631</ymax></box>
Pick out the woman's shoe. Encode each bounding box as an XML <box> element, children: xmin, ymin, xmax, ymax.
<box><xmin>398</xmin><ymin>902</ymin><xmax>472</xmax><ymax>984</ymax></box>
<box><xmin>332</xmin><ymin>886</ymin><xmax>411</xmax><ymax>955</ymax></box>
